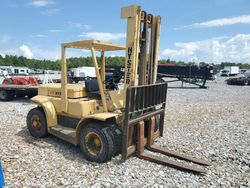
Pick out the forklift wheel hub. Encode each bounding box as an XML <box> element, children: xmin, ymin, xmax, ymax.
<box><xmin>85</xmin><ymin>132</ymin><xmax>102</xmax><ymax>156</ymax></box>
<box><xmin>31</xmin><ymin>115</ymin><xmax>42</xmax><ymax>130</ymax></box>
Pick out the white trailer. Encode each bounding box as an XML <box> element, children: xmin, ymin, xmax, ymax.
<box><xmin>224</xmin><ymin>66</ymin><xmax>239</xmax><ymax>76</ymax></box>
<box><xmin>69</xmin><ymin>66</ymin><xmax>96</xmax><ymax>83</ymax></box>
<box><xmin>70</xmin><ymin>66</ymin><xmax>96</xmax><ymax>77</ymax></box>
<box><xmin>0</xmin><ymin>66</ymin><xmax>31</xmax><ymax>75</ymax></box>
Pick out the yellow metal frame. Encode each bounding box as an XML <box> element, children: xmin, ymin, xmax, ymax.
<box><xmin>31</xmin><ymin>95</ymin><xmax>58</xmax><ymax>127</ymax></box>
<box><xmin>30</xmin><ymin>5</ymin><xmax>162</xmax><ymax>149</ymax></box>
<box><xmin>60</xmin><ymin>40</ymin><xmax>126</xmax><ymax>113</ymax></box>
<box><xmin>121</xmin><ymin>5</ymin><xmax>141</xmax><ymax>88</ymax></box>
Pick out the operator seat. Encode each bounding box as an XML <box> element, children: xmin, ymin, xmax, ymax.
<box><xmin>85</xmin><ymin>79</ymin><xmax>101</xmax><ymax>99</ymax></box>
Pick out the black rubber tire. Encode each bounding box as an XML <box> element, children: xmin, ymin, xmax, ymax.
<box><xmin>0</xmin><ymin>90</ymin><xmax>15</xmax><ymax>101</ymax></box>
<box><xmin>27</xmin><ymin>107</ymin><xmax>48</xmax><ymax>138</ymax></box>
<box><xmin>107</xmin><ymin>124</ymin><xmax>122</xmax><ymax>156</ymax></box>
<box><xmin>80</xmin><ymin>123</ymin><xmax>114</xmax><ymax>163</ymax></box>
<box><xmin>0</xmin><ymin>90</ymin><xmax>8</xmax><ymax>101</ymax></box>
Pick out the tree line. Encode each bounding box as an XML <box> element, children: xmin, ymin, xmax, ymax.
<box><xmin>0</xmin><ymin>55</ymin><xmax>250</xmax><ymax>71</ymax></box>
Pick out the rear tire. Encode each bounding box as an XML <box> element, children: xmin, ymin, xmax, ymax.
<box><xmin>27</xmin><ymin>107</ymin><xmax>48</xmax><ymax>138</ymax></box>
<box><xmin>0</xmin><ymin>90</ymin><xmax>15</xmax><ymax>101</ymax></box>
<box><xmin>80</xmin><ymin>123</ymin><xmax>114</xmax><ymax>163</ymax></box>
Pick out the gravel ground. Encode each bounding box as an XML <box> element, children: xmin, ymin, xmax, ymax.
<box><xmin>0</xmin><ymin>77</ymin><xmax>249</xmax><ymax>187</ymax></box>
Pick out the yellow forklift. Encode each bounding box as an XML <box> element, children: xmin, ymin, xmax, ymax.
<box><xmin>27</xmin><ymin>5</ymin><xmax>209</xmax><ymax>173</ymax></box>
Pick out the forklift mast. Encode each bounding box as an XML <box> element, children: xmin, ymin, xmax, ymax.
<box><xmin>120</xmin><ymin>5</ymin><xmax>210</xmax><ymax>174</ymax></box>
<box><xmin>121</xmin><ymin>5</ymin><xmax>161</xmax><ymax>87</ymax></box>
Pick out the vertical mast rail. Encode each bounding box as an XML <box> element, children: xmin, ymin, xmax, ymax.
<box><xmin>61</xmin><ymin>45</ymin><xmax>68</xmax><ymax>113</ymax></box>
<box><xmin>121</xmin><ymin>5</ymin><xmax>141</xmax><ymax>88</ymax></box>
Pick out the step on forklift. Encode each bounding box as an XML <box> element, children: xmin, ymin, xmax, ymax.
<box><xmin>27</xmin><ymin>5</ymin><xmax>209</xmax><ymax>174</ymax></box>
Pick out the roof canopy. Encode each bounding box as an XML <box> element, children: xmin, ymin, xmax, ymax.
<box><xmin>62</xmin><ymin>40</ymin><xmax>126</xmax><ymax>51</ymax></box>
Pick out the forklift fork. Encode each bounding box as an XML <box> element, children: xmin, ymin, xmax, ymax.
<box><xmin>136</xmin><ymin>118</ymin><xmax>210</xmax><ymax>174</ymax></box>
<box><xmin>147</xmin><ymin>117</ymin><xmax>210</xmax><ymax>166</ymax></box>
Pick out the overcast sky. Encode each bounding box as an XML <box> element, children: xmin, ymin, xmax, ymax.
<box><xmin>0</xmin><ymin>0</ymin><xmax>250</xmax><ymax>64</ymax></box>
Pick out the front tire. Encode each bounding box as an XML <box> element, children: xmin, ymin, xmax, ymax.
<box><xmin>80</xmin><ymin>123</ymin><xmax>114</xmax><ymax>163</ymax></box>
<box><xmin>27</xmin><ymin>107</ymin><xmax>48</xmax><ymax>138</ymax></box>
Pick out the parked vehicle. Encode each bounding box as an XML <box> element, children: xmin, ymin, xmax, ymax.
<box><xmin>69</xmin><ymin>66</ymin><xmax>96</xmax><ymax>83</ymax></box>
<box><xmin>226</xmin><ymin>77</ymin><xmax>250</xmax><ymax>85</ymax></box>
<box><xmin>0</xmin><ymin>66</ymin><xmax>31</xmax><ymax>75</ymax></box>
<box><xmin>225</xmin><ymin>70</ymin><xmax>250</xmax><ymax>85</ymax></box>
<box><xmin>0</xmin><ymin>76</ymin><xmax>38</xmax><ymax>101</ymax></box>
<box><xmin>70</xmin><ymin>66</ymin><xmax>96</xmax><ymax>77</ymax></box>
<box><xmin>223</xmin><ymin>66</ymin><xmax>239</xmax><ymax>76</ymax></box>
<box><xmin>220</xmin><ymin>70</ymin><xmax>230</xmax><ymax>77</ymax></box>
<box><xmin>244</xmin><ymin>70</ymin><xmax>250</xmax><ymax>78</ymax></box>
<box><xmin>31</xmin><ymin>69</ymin><xmax>45</xmax><ymax>74</ymax></box>
<box><xmin>0</xmin><ymin>67</ymin><xmax>12</xmax><ymax>76</ymax></box>
<box><xmin>239</xmin><ymin>69</ymin><xmax>248</xmax><ymax>74</ymax></box>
